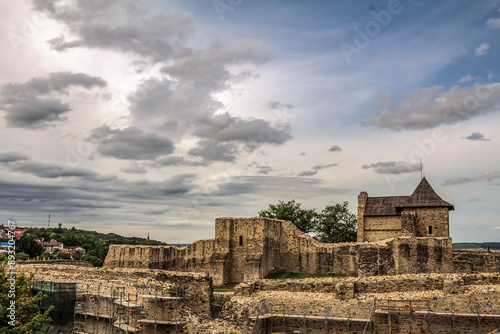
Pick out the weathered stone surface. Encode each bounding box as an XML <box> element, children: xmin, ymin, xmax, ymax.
<box><xmin>104</xmin><ymin>217</ymin><xmax>483</xmax><ymax>285</ymax></box>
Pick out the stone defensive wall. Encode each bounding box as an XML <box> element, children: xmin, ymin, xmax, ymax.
<box><xmin>16</xmin><ymin>263</ymin><xmax>213</xmax><ymax>317</ymax></box>
<box><xmin>222</xmin><ymin>273</ymin><xmax>500</xmax><ymax>334</ymax></box>
<box><xmin>234</xmin><ymin>272</ymin><xmax>500</xmax><ymax>297</ymax></box>
<box><xmin>453</xmin><ymin>249</ymin><xmax>500</xmax><ymax>273</ymax></box>
<box><xmin>104</xmin><ymin>217</ymin><xmax>464</xmax><ymax>285</ymax></box>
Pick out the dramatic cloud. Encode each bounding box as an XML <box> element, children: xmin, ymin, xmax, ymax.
<box><xmin>368</xmin><ymin>83</ymin><xmax>500</xmax><ymax>130</ymax></box>
<box><xmin>0</xmin><ymin>152</ymin><xmax>115</xmax><ymax>182</ymax></box>
<box><xmin>0</xmin><ymin>72</ymin><xmax>106</xmax><ymax>128</ymax></box>
<box><xmin>464</xmin><ymin>132</ymin><xmax>489</xmax><ymax>141</ymax></box>
<box><xmin>212</xmin><ymin>176</ymin><xmax>338</xmax><ymax>198</ymax></box>
<box><xmin>0</xmin><ymin>151</ymin><xmax>30</xmax><ymax>163</ymax></box>
<box><xmin>268</xmin><ymin>101</ymin><xmax>293</xmax><ymax>110</ymax></box>
<box><xmin>188</xmin><ymin>140</ymin><xmax>238</xmax><ymax>162</ymax></box>
<box><xmin>362</xmin><ymin>161</ymin><xmax>420</xmax><ymax>174</ymax></box>
<box><xmin>120</xmin><ymin>162</ymin><xmax>147</xmax><ymax>174</ymax></box>
<box><xmin>443</xmin><ymin>171</ymin><xmax>500</xmax><ymax>186</ymax></box>
<box><xmin>328</xmin><ymin>145</ymin><xmax>342</xmax><ymax>152</ymax></box>
<box><xmin>298</xmin><ymin>163</ymin><xmax>338</xmax><ymax>176</ymax></box>
<box><xmin>257</xmin><ymin>166</ymin><xmax>273</xmax><ymax>175</ymax></box>
<box><xmin>91</xmin><ymin>126</ymin><xmax>175</xmax><ymax>160</ymax></box>
<box><xmin>150</xmin><ymin>156</ymin><xmax>207</xmax><ymax>168</ymax></box>
<box><xmin>475</xmin><ymin>43</ymin><xmax>490</xmax><ymax>56</ymax></box>
<box><xmin>194</xmin><ymin>113</ymin><xmax>292</xmax><ymax>147</ymax></box>
<box><xmin>161</xmin><ymin>39</ymin><xmax>271</xmax><ymax>83</ymax></box>
<box><xmin>33</xmin><ymin>0</ymin><xmax>194</xmax><ymax>61</ymax></box>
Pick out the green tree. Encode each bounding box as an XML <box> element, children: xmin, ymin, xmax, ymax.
<box><xmin>258</xmin><ymin>200</ymin><xmax>318</xmax><ymax>234</ymax></box>
<box><xmin>314</xmin><ymin>201</ymin><xmax>357</xmax><ymax>243</ymax></box>
<box><xmin>15</xmin><ymin>252</ymin><xmax>29</xmax><ymax>261</ymax></box>
<box><xmin>39</xmin><ymin>252</ymin><xmax>51</xmax><ymax>260</ymax></box>
<box><xmin>56</xmin><ymin>252</ymin><xmax>71</xmax><ymax>260</ymax></box>
<box><xmin>72</xmin><ymin>252</ymin><xmax>83</xmax><ymax>260</ymax></box>
<box><xmin>83</xmin><ymin>254</ymin><xmax>103</xmax><ymax>267</ymax></box>
<box><xmin>16</xmin><ymin>236</ymin><xmax>44</xmax><ymax>259</ymax></box>
<box><xmin>0</xmin><ymin>264</ymin><xmax>53</xmax><ymax>333</ymax></box>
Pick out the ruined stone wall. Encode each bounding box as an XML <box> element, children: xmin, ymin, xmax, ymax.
<box><xmin>104</xmin><ymin>238</ymin><xmax>228</xmax><ymax>285</ymax></box>
<box><xmin>412</xmin><ymin>207</ymin><xmax>450</xmax><ymax>238</ymax></box>
<box><xmin>235</xmin><ymin>273</ymin><xmax>500</xmax><ymax>297</ymax></box>
<box><xmin>392</xmin><ymin>237</ymin><xmax>453</xmax><ymax>275</ymax></box>
<box><xmin>104</xmin><ymin>217</ymin><xmax>500</xmax><ymax>286</ymax></box>
<box><xmin>17</xmin><ymin>263</ymin><xmax>213</xmax><ymax>316</ymax></box>
<box><xmin>357</xmin><ymin>191</ymin><xmax>367</xmax><ymax>242</ymax></box>
<box><xmin>227</xmin><ymin>272</ymin><xmax>500</xmax><ymax>333</ymax></box>
<box><xmin>362</xmin><ymin>216</ymin><xmax>402</xmax><ymax>242</ymax></box>
<box><xmin>453</xmin><ymin>249</ymin><xmax>500</xmax><ymax>273</ymax></box>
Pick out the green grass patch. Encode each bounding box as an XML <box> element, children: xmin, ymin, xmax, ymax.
<box><xmin>267</xmin><ymin>272</ymin><xmax>345</xmax><ymax>279</ymax></box>
<box><xmin>453</xmin><ymin>243</ymin><xmax>481</xmax><ymax>249</ymax></box>
<box><xmin>213</xmin><ymin>284</ymin><xmax>237</xmax><ymax>292</ymax></box>
<box><xmin>214</xmin><ymin>297</ymin><xmax>230</xmax><ymax>303</ymax></box>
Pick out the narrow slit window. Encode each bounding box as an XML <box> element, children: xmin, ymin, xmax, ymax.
<box><xmin>428</xmin><ymin>226</ymin><xmax>433</xmax><ymax>234</ymax></box>
<box><xmin>239</xmin><ymin>236</ymin><xmax>243</xmax><ymax>246</ymax></box>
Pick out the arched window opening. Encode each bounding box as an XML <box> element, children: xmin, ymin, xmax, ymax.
<box><xmin>239</xmin><ymin>236</ymin><xmax>243</xmax><ymax>246</ymax></box>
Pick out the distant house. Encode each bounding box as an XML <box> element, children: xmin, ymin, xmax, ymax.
<box><xmin>0</xmin><ymin>227</ymin><xmax>27</xmax><ymax>240</ymax></box>
<box><xmin>68</xmin><ymin>246</ymin><xmax>86</xmax><ymax>255</ymax></box>
<box><xmin>36</xmin><ymin>239</ymin><xmax>64</xmax><ymax>253</ymax></box>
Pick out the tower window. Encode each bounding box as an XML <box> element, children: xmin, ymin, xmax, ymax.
<box><xmin>239</xmin><ymin>236</ymin><xmax>243</xmax><ymax>246</ymax></box>
<box><xmin>428</xmin><ymin>226</ymin><xmax>433</xmax><ymax>234</ymax></box>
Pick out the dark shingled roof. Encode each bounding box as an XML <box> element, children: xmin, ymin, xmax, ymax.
<box><xmin>397</xmin><ymin>177</ymin><xmax>454</xmax><ymax>210</ymax></box>
<box><xmin>364</xmin><ymin>177</ymin><xmax>454</xmax><ymax>216</ymax></box>
<box><xmin>364</xmin><ymin>196</ymin><xmax>408</xmax><ymax>216</ymax></box>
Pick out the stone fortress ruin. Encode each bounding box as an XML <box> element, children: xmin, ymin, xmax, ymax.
<box><xmin>19</xmin><ymin>177</ymin><xmax>500</xmax><ymax>333</ymax></box>
<box><xmin>104</xmin><ymin>178</ymin><xmax>499</xmax><ymax>285</ymax></box>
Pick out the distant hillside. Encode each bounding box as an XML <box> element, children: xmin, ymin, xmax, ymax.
<box><xmin>453</xmin><ymin>242</ymin><xmax>500</xmax><ymax>250</ymax></box>
<box><xmin>3</xmin><ymin>226</ymin><xmax>167</xmax><ymax>266</ymax></box>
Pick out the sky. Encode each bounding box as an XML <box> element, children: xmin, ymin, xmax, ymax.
<box><xmin>0</xmin><ymin>0</ymin><xmax>499</xmax><ymax>244</ymax></box>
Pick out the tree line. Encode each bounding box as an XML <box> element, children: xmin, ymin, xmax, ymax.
<box><xmin>258</xmin><ymin>200</ymin><xmax>357</xmax><ymax>243</ymax></box>
<box><xmin>0</xmin><ymin>227</ymin><xmax>167</xmax><ymax>267</ymax></box>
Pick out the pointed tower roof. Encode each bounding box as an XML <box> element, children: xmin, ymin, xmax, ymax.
<box><xmin>397</xmin><ymin>177</ymin><xmax>454</xmax><ymax>210</ymax></box>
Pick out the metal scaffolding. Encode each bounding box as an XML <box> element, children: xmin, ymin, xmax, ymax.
<box><xmin>73</xmin><ymin>283</ymin><xmax>184</xmax><ymax>334</ymax></box>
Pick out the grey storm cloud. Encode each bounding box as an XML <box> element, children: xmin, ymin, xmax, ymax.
<box><xmin>328</xmin><ymin>145</ymin><xmax>342</xmax><ymax>152</ymax></box>
<box><xmin>268</xmin><ymin>101</ymin><xmax>293</xmax><ymax>110</ymax></box>
<box><xmin>120</xmin><ymin>162</ymin><xmax>147</xmax><ymax>174</ymax></box>
<box><xmin>0</xmin><ymin>171</ymin><xmax>197</xmax><ymax>219</ymax></box>
<box><xmin>0</xmin><ymin>72</ymin><xmax>106</xmax><ymax>128</ymax></box>
<box><xmin>111</xmin><ymin>174</ymin><xmax>197</xmax><ymax>199</ymax></box>
<box><xmin>298</xmin><ymin>169</ymin><xmax>318</xmax><ymax>177</ymax></box>
<box><xmin>0</xmin><ymin>151</ymin><xmax>30</xmax><ymax>163</ymax></box>
<box><xmin>91</xmin><ymin>126</ymin><xmax>175</xmax><ymax>160</ymax></box>
<box><xmin>150</xmin><ymin>156</ymin><xmax>207</xmax><ymax>168</ymax></box>
<box><xmin>194</xmin><ymin>113</ymin><xmax>292</xmax><ymax>146</ymax></box>
<box><xmin>161</xmin><ymin>39</ymin><xmax>271</xmax><ymax>83</ymax></box>
<box><xmin>257</xmin><ymin>166</ymin><xmax>273</xmax><ymax>175</ymax></box>
<box><xmin>442</xmin><ymin>171</ymin><xmax>500</xmax><ymax>186</ymax></box>
<box><xmin>368</xmin><ymin>83</ymin><xmax>500</xmax><ymax>130</ymax></box>
<box><xmin>298</xmin><ymin>163</ymin><xmax>338</xmax><ymax>177</ymax></box>
<box><xmin>464</xmin><ymin>132</ymin><xmax>490</xmax><ymax>141</ymax></box>
<box><xmin>188</xmin><ymin>140</ymin><xmax>238</xmax><ymax>162</ymax></box>
<box><xmin>212</xmin><ymin>176</ymin><xmax>341</xmax><ymax>199</ymax></box>
<box><xmin>129</xmin><ymin>79</ymin><xmax>222</xmax><ymax>133</ymax></box>
<box><xmin>362</xmin><ymin>161</ymin><xmax>420</xmax><ymax>174</ymax></box>
<box><xmin>0</xmin><ymin>152</ymin><xmax>115</xmax><ymax>182</ymax></box>
<box><xmin>33</xmin><ymin>0</ymin><xmax>194</xmax><ymax>62</ymax></box>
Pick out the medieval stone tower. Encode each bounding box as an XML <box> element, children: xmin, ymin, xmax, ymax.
<box><xmin>357</xmin><ymin>177</ymin><xmax>454</xmax><ymax>242</ymax></box>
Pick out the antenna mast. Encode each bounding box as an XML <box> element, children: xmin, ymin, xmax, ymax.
<box><xmin>420</xmin><ymin>158</ymin><xmax>423</xmax><ymax>180</ymax></box>
<box><xmin>48</xmin><ymin>214</ymin><xmax>50</xmax><ymax>228</ymax></box>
